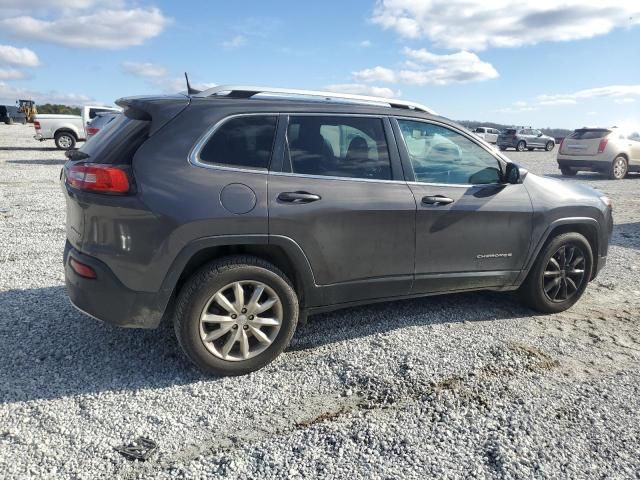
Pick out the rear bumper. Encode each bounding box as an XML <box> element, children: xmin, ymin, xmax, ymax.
<box><xmin>557</xmin><ymin>157</ymin><xmax>610</xmax><ymax>171</ymax></box>
<box><xmin>33</xmin><ymin>132</ymin><xmax>44</xmax><ymax>141</ymax></box>
<box><xmin>64</xmin><ymin>241</ymin><xmax>166</xmax><ymax>329</ymax></box>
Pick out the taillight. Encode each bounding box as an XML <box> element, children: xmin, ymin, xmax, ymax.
<box><xmin>598</xmin><ymin>138</ymin><xmax>609</xmax><ymax>154</ymax></box>
<box><xmin>86</xmin><ymin>127</ymin><xmax>99</xmax><ymax>135</ymax></box>
<box><xmin>69</xmin><ymin>257</ymin><xmax>97</xmax><ymax>279</ymax></box>
<box><xmin>65</xmin><ymin>164</ymin><xmax>130</xmax><ymax>194</ymax></box>
<box><xmin>34</xmin><ymin>120</ymin><xmax>41</xmax><ymax>129</ymax></box>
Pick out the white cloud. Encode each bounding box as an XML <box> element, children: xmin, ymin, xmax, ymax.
<box><xmin>498</xmin><ymin>85</ymin><xmax>640</xmax><ymax>112</ymax></box>
<box><xmin>0</xmin><ymin>7</ymin><xmax>170</xmax><ymax>49</ymax></box>
<box><xmin>324</xmin><ymin>83</ymin><xmax>399</xmax><ymax>98</ymax></box>
<box><xmin>122</xmin><ymin>61</ymin><xmax>167</xmax><ymax>78</ymax></box>
<box><xmin>371</xmin><ymin>0</ymin><xmax>640</xmax><ymax>50</ymax></box>
<box><xmin>0</xmin><ymin>68</ymin><xmax>24</xmax><ymax>80</ymax></box>
<box><xmin>352</xmin><ymin>48</ymin><xmax>498</xmax><ymax>86</ymax></box>
<box><xmin>222</xmin><ymin>35</ymin><xmax>247</xmax><ymax>49</ymax></box>
<box><xmin>0</xmin><ymin>44</ymin><xmax>39</xmax><ymax>66</ymax></box>
<box><xmin>0</xmin><ymin>81</ymin><xmax>94</xmax><ymax>106</ymax></box>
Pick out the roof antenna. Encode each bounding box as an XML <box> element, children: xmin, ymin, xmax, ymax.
<box><xmin>184</xmin><ymin>72</ymin><xmax>201</xmax><ymax>95</ymax></box>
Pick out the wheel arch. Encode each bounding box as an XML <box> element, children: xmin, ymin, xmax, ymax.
<box><xmin>518</xmin><ymin>217</ymin><xmax>600</xmax><ymax>285</ymax></box>
<box><xmin>54</xmin><ymin>127</ymin><xmax>79</xmax><ymax>140</ymax></box>
<box><xmin>159</xmin><ymin>235</ymin><xmax>317</xmax><ymax>315</ymax></box>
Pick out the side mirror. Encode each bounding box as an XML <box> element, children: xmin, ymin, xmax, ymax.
<box><xmin>504</xmin><ymin>162</ymin><xmax>521</xmax><ymax>184</ymax></box>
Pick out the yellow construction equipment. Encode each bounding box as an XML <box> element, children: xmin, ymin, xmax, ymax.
<box><xmin>17</xmin><ymin>99</ymin><xmax>37</xmax><ymax>123</ymax></box>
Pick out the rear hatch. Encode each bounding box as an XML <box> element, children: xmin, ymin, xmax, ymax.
<box><xmin>498</xmin><ymin>128</ymin><xmax>517</xmax><ymax>142</ymax></box>
<box><xmin>560</xmin><ymin>128</ymin><xmax>611</xmax><ymax>156</ymax></box>
<box><xmin>62</xmin><ymin>96</ymin><xmax>189</xmax><ymax>251</ymax></box>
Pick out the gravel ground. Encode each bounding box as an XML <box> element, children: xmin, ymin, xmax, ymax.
<box><xmin>1</xmin><ymin>124</ymin><xmax>639</xmax><ymax>479</ymax></box>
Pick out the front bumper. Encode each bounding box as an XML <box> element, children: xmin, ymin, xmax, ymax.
<box><xmin>64</xmin><ymin>241</ymin><xmax>166</xmax><ymax>329</ymax></box>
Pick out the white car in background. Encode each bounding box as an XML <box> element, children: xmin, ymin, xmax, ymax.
<box><xmin>557</xmin><ymin>126</ymin><xmax>640</xmax><ymax>179</ymax></box>
<box><xmin>33</xmin><ymin>105</ymin><xmax>121</xmax><ymax>150</ymax></box>
<box><xmin>473</xmin><ymin>126</ymin><xmax>500</xmax><ymax>143</ymax></box>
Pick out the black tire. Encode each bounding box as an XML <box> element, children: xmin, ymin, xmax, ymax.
<box><xmin>6</xmin><ymin>117</ymin><xmax>13</xmax><ymax>125</ymax></box>
<box><xmin>174</xmin><ymin>255</ymin><xmax>299</xmax><ymax>376</ymax></box>
<box><xmin>608</xmin><ymin>155</ymin><xmax>628</xmax><ymax>180</ymax></box>
<box><xmin>527</xmin><ymin>148</ymin><xmax>534</xmax><ymax>151</ymax></box>
<box><xmin>516</xmin><ymin>141</ymin><xmax>526</xmax><ymax>152</ymax></box>
<box><xmin>518</xmin><ymin>232</ymin><xmax>593</xmax><ymax>313</ymax></box>
<box><xmin>499</xmin><ymin>146</ymin><xmax>506</xmax><ymax>151</ymax></box>
<box><xmin>54</xmin><ymin>131</ymin><xmax>76</xmax><ymax>150</ymax></box>
<box><xmin>545</xmin><ymin>141</ymin><xmax>555</xmax><ymax>151</ymax></box>
<box><xmin>560</xmin><ymin>167</ymin><xmax>577</xmax><ymax>176</ymax></box>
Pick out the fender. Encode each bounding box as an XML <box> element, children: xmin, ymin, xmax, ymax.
<box><xmin>156</xmin><ymin>234</ymin><xmax>318</xmax><ymax>311</ymax></box>
<box><xmin>515</xmin><ymin>217</ymin><xmax>601</xmax><ymax>285</ymax></box>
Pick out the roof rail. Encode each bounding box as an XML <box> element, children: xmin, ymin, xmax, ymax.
<box><xmin>193</xmin><ymin>85</ymin><xmax>436</xmax><ymax>114</ymax></box>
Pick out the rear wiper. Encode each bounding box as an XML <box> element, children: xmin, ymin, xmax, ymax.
<box><xmin>65</xmin><ymin>149</ymin><xmax>89</xmax><ymax>161</ymax></box>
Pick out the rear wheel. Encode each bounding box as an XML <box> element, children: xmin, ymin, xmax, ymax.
<box><xmin>55</xmin><ymin>131</ymin><xmax>76</xmax><ymax>150</ymax></box>
<box><xmin>560</xmin><ymin>167</ymin><xmax>577</xmax><ymax>176</ymax></box>
<box><xmin>609</xmin><ymin>155</ymin><xmax>628</xmax><ymax>180</ymax></box>
<box><xmin>518</xmin><ymin>232</ymin><xmax>592</xmax><ymax>313</ymax></box>
<box><xmin>174</xmin><ymin>256</ymin><xmax>299</xmax><ymax>376</ymax></box>
<box><xmin>545</xmin><ymin>141</ymin><xmax>555</xmax><ymax>151</ymax></box>
<box><xmin>516</xmin><ymin>141</ymin><xmax>526</xmax><ymax>152</ymax></box>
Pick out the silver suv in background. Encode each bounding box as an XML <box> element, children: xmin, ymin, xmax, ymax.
<box><xmin>498</xmin><ymin>128</ymin><xmax>556</xmax><ymax>152</ymax></box>
<box><xmin>557</xmin><ymin>127</ymin><xmax>640</xmax><ymax>179</ymax></box>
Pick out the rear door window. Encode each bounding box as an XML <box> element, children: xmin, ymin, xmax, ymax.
<box><xmin>286</xmin><ymin>116</ymin><xmax>391</xmax><ymax>180</ymax></box>
<box><xmin>199</xmin><ymin>115</ymin><xmax>277</xmax><ymax>169</ymax></box>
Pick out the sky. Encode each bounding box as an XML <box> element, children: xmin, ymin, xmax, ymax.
<box><xmin>0</xmin><ymin>0</ymin><xmax>639</xmax><ymax>129</ymax></box>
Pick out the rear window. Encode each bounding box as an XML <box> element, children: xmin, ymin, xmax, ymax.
<box><xmin>199</xmin><ymin>115</ymin><xmax>277</xmax><ymax>169</ymax></box>
<box><xmin>78</xmin><ymin>114</ymin><xmax>149</xmax><ymax>164</ymax></box>
<box><xmin>504</xmin><ymin>129</ymin><xmax>517</xmax><ymax>135</ymax></box>
<box><xmin>569</xmin><ymin>129</ymin><xmax>611</xmax><ymax>140</ymax></box>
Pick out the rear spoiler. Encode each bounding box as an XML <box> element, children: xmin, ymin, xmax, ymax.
<box><xmin>115</xmin><ymin>95</ymin><xmax>190</xmax><ymax>136</ymax></box>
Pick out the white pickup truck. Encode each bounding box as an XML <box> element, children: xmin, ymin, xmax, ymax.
<box><xmin>33</xmin><ymin>105</ymin><xmax>121</xmax><ymax>149</ymax></box>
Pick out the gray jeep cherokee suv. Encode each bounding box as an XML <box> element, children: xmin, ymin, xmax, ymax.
<box><xmin>62</xmin><ymin>86</ymin><xmax>613</xmax><ymax>376</ymax></box>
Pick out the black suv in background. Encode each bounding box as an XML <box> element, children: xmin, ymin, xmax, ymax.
<box><xmin>498</xmin><ymin>127</ymin><xmax>556</xmax><ymax>152</ymax></box>
<box><xmin>62</xmin><ymin>86</ymin><xmax>612</xmax><ymax>375</ymax></box>
<box><xmin>0</xmin><ymin>105</ymin><xmax>26</xmax><ymax>124</ymax></box>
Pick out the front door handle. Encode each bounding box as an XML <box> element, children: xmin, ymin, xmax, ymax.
<box><xmin>277</xmin><ymin>191</ymin><xmax>321</xmax><ymax>203</ymax></box>
<box><xmin>422</xmin><ymin>195</ymin><xmax>454</xmax><ymax>205</ymax></box>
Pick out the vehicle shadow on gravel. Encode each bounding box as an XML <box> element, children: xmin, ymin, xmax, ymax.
<box><xmin>6</xmin><ymin>159</ymin><xmax>66</xmax><ymax>166</ymax></box>
<box><xmin>0</xmin><ymin>286</ymin><xmax>205</xmax><ymax>405</ymax></box>
<box><xmin>0</xmin><ymin>147</ymin><xmax>60</xmax><ymax>151</ymax></box>
<box><xmin>0</xmin><ymin>286</ymin><xmax>536</xmax><ymax>404</ymax></box>
<box><xmin>290</xmin><ymin>291</ymin><xmax>535</xmax><ymax>352</ymax></box>
<box><xmin>611</xmin><ymin>222</ymin><xmax>640</xmax><ymax>250</ymax></box>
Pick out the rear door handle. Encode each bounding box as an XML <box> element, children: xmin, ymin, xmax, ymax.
<box><xmin>277</xmin><ymin>191</ymin><xmax>321</xmax><ymax>203</ymax></box>
<box><xmin>422</xmin><ymin>195</ymin><xmax>454</xmax><ymax>205</ymax></box>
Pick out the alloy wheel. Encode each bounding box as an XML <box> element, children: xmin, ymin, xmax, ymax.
<box><xmin>199</xmin><ymin>280</ymin><xmax>283</xmax><ymax>361</ymax></box>
<box><xmin>542</xmin><ymin>244</ymin><xmax>587</xmax><ymax>302</ymax></box>
<box><xmin>58</xmin><ymin>135</ymin><xmax>72</xmax><ymax>149</ymax></box>
<box><xmin>517</xmin><ymin>141</ymin><xmax>525</xmax><ymax>152</ymax></box>
<box><xmin>612</xmin><ymin>157</ymin><xmax>627</xmax><ymax>179</ymax></box>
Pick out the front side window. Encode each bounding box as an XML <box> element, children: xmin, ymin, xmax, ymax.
<box><xmin>287</xmin><ymin>116</ymin><xmax>391</xmax><ymax>180</ymax></box>
<box><xmin>199</xmin><ymin>115</ymin><xmax>277</xmax><ymax>169</ymax></box>
<box><xmin>397</xmin><ymin>119</ymin><xmax>502</xmax><ymax>185</ymax></box>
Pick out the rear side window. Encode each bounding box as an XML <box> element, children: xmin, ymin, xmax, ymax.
<box><xmin>199</xmin><ymin>115</ymin><xmax>277</xmax><ymax>169</ymax></box>
<box><xmin>78</xmin><ymin>114</ymin><xmax>149</xmax><ymax>164</ymax></box>
<box><xmin>569</xmin><ymin>129</ymin><xmax>611</xmax><ymax>140</ymax></box>
<box><xmin>287</xmin><ymin>116</ymin><xmax>391</xmax><ymax>180</ymax></box>
<box><xmin>504</xmin><ymin>129</ymin><xmax>517</xmax><ymax>135</ymax></box>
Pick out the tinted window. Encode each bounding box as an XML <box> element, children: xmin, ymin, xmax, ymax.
<box><xmin>569</xmin><ymin>129</ymin><xmax>611</xmax><ymax>140</ymax></box>
<box><xmin>504</xmin><ymin>129</ymin><xmax>517</xmax><ymax>135</ymax></box>
<box><xmin>200</xmin><ymin>115</ymin><xmax>277</xmax><ymax>169</ymax></box>
<box><xmin>397</xmin><ymin>119</ymin><xmax>502</xmax><ymax>185</ymax></box>
<box><xmin>79</xmin><ymin>114</ymin><xmax>149</xmax><ymax>165</ymax></box>
<box><xmin>89</xmin><ymin>108</ymin><xmax>115</xmax><ymax>119</ymax></box>
<box><xmin>475</xmin><ymin>128</ymin><xmax>485</xmax><ymax>133</ymax></box>
<box><xmin>287</xmin><ymin>116</ymin><xmax>391</xmax><ymax>180</ymax></box>
<box><xmin>629</xmin><ymin>132</ymin><xmax>640</xmax><ymax>142</ymax></box>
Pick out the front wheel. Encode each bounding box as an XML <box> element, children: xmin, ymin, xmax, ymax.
<box><xmin>545</xmin><ymin>141</ymin><xmax>555</xmax><ymax>151</ymax></box>
<box><xmin>54</xmin><ymin>132</ymin><xmax>76</xmax><ymax>150</ymax></box>
<box><xmin>518</xmin><ymin>232</ymin><xmax>593</xmax><ymax>313</ymax></box>
<box><xmin>609</xmin><ymin>156</ymin><xmax>628</xmax><ymax>180</ymax></box>
<box><xmin>516</xmin><ymin>141</ymin><xmax>526</xmax><ymax>152</ymax></box>
<box><xmin>174</xmin><ymin>256</ymin><xmax>299</xmax><ymax>376</ymax></box>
